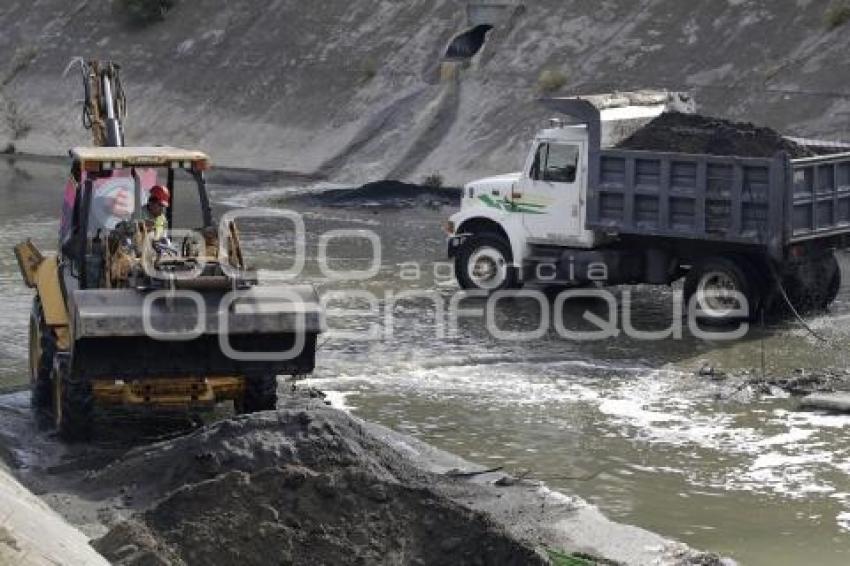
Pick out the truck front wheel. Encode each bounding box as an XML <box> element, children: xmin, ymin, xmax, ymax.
<box><xmin>455</xmin><ymin>234</ymin><xmax>519</xmax><ymax>291</ymax></box>
<box><xmin>684</xmin><ymin>257</ymin><xmax>758</xmax><ymax>323</ymax></box>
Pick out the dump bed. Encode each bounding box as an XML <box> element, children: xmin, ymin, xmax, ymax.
<box><xmin>586</xmin><ymin>149</ymin><xmax>850</xmax><ymax>256</ymax></box>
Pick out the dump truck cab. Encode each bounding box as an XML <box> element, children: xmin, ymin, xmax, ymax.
<box><xmin>446</xmin><ymin>91</ymin><xmax>848</xmax><ymax>321</ymax></box>
<box><xmin>16</xmin><ymin>145</ymin><xmax>324</xmax><ymax>441</ymax></box>
<box><xmin>448</xmin><ymin>91</ymin><xmax>692</xmax><ymax>290</ymax></box>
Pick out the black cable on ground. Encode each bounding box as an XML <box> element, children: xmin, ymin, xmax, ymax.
<box><xmin>767</xmin><ymin>261</ymin><xmax>828</xmax><ymax>343</ymax></box>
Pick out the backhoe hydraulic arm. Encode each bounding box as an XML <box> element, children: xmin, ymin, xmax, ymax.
<box><xmin>70</xmin><ymin>59</ymin><xmax>127</xmax><ymax>147</ymax></box>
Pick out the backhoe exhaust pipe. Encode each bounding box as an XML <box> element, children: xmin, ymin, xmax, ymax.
<box><xmin>100</xmin><ymin>65</ymin><xmax>124</xmax><ymax>147</ymax></box>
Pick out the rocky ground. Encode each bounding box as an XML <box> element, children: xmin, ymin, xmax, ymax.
<box><xmin>696</xmin><ymin>365</ymin><xmax>850</xmax><ymax>403</ymax></box>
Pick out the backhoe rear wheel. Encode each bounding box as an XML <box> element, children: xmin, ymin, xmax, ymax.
<box><xmin>235</xmin><ymin>374</ymin><xmax>278</xmax><ymax>414</ymax></box>
<box><xmin>52</xmin><ymin>356</ymin><xmax>94</xmax><ymax>442</ymax></box>
<box><xmin>29</xmin><ymin>298</ymin><xmax>55</xmax><ymax>414</ymax></box>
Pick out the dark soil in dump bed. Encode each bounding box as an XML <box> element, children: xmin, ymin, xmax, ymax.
<box><xmin>616</xmin><ymin>112</ymin><xmax>817</xmax><ymax>158</ymax></box>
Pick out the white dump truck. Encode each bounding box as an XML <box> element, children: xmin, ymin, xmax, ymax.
<box><xmin>445</xmin><ymin>92</ymin><xmax>850</xmax><ymax>321</ymax></box>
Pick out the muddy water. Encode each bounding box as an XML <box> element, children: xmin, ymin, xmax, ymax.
<box><xmin>3</xmin><ymin>156</ymin><xmax>850</xmax><ymax>565</ymax></box>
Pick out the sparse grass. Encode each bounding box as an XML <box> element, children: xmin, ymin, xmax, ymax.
<box><xmin>537</xmin><ymin>69</ymin><xmax>569</xmax><ymax>94</ymax></box>
<box><xmin>825</xmin><ymin>2</ymin><xmax>850</xmax><ymax>29</ymax></box>
<box><xmin>4</xmin><ymin>99</ymin><xmax>31</xmax><ymax>140</ymax></box>
<box><xmin>1</xmin><ymin>46</ymin><xmax>38</xmax><ymax>88</ymax></box>
<box><xmin>422</xmin><ymin>172</ymin><xmax>444</xmax><ymax>189</ymax></box>
<box><xmin>362</xmin><ymin>61</ymin><xmax>378</xmax><ymax>83</ymax></box>
<box><xmin>116</xmin><ymin>0</ymin><xmax>177</xmax><ymax>26</ymax></box>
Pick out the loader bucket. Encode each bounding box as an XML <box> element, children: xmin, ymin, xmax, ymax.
<box><xmin>68</xmin><ymin>285</ymin><xmax>324</xmax><ymax>380</ymax></box>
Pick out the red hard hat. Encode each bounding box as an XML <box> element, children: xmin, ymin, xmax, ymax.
<box><xmin>149</xmin><ymin>185</ymin><xmax>170</xmax><ymax>206</ymax></box>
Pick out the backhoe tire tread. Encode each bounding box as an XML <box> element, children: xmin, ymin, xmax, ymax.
<box><xmin>236</xmin><ymin>375</ymin><xmax>278</xmax><ymax>414</ymax></box>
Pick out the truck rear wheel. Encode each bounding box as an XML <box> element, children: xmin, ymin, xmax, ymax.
<box><xmin>52</xmin><ymin>356</ymin><xmax>94</xmax><ymax>442</ymax></box>
<box><xmin>685</xmin><ymin>257</ymin><xmax>758</xmax><ymax>323</ymax></box>
<box><xmin>781</xmin><ymin>253</ymin><xmax>841</xmax><ymax>313</ymax></box>
<box><xmin>455</xmin><ymin>234</ymin><xmax>519</xmax><ymax>291</ymax></box>
<box><xmin>823</xmin><ymin>254</ymin><xmax>842</xmax><ymax>309</ymax></box>
<box><xmin>235</xmin><ymin>375</ymin><xmax>278</xmax><ymax>414</ymax></box>
<box><xmin>29</xmin><ymin>299</ymin><xmax>54</xmax><ymax>413</ymax></box>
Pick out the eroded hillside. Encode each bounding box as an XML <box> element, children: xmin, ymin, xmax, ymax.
<box><xmin>1</xmin><ymin>0</ymin><xmax>848</xmax><ymax>184</ymax></box>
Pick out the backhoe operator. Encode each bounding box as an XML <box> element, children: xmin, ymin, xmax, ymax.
<box><xmin>143</xmin><ymin>185</ymin><xmax>170</xmax><ymax>240</ymax></box>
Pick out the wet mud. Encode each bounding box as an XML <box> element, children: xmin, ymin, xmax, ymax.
<box><xmin>289</xmin><ymin>180</ymin><xmax>461</xmax><ymax>209</ymax></box>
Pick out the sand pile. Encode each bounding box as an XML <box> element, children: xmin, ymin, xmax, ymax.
<box><xmin>617</xmin><ymin>112</ymin><xmax>817</xmax><ymax>158</ymax></box>
<box><xmin>86</xmin><ymin>408</ymin><xmax>545</xmax><ymax>566</ymax></box>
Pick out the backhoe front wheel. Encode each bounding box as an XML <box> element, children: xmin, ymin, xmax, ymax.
<box><xmin>29</xmin><ymin>299</ymin><xmax>55</xmax><ymax>414</ymax></box>
<box><xmin>235</xmin><ymin>374</ymin><xmax>278</xmax><ymax>414</ymax></box>
<box><xmin>52</xmin><ymin>355</ymin><xmax>93</xmax><ymax>442</ymax></box>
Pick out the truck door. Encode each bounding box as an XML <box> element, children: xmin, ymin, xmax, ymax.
<box><xmin>518</xmin><ymin>141</ymin><xmax>586</xmax><ymax>243</ymax></box>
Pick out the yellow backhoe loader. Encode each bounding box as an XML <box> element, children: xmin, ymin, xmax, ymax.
<box><xmin>14</xmin><ymin>60</ymin><xmax>323</xmax><ymax>441</ymax></box>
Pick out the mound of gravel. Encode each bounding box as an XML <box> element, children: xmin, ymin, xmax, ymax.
<box><xmin>616</xmin><ymin>112</ymin><xmax>816</xmax><ymax>158</ymax></box>
<box><xmin>87</xmin><ymin>408</ymin><xmax>545</xmax><ymax>566</ymax></box>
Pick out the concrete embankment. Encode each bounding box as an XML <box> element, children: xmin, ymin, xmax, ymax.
<box><xmin>0</xmin><ymin>463</ymin><xmax>108</xmax><ymax>565</ymax></box>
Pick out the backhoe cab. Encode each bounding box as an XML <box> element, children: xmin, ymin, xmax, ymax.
<box><xmin>15</xmin><ymin>61</ymin><xmax>323</xmax><ymax>441</ymax></box>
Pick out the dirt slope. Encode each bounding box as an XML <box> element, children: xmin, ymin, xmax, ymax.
<box><xmin>1</xmin><ymin>0</ymin><xmax>848</xmax><ymax>184</ymax></box>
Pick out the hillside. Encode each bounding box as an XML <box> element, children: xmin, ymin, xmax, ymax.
<box><xmin>1</xmin><ymin>0</ymin><xmax>849</xmax><ymax>184</ymax></box>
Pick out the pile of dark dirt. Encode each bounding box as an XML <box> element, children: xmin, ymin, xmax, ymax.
<box><xmin>616</xmin><ymin>112</ymin><xmax>817</xmax><ymax>159</ymax></box>
<box><xmin>88</xmin><ymin>409</ymin><xmax>546</xmax><ymax>566</ymax></box>
<box><xmin>301</xmin><ymin>180</ymin><xmax>461</xmax><ymax>209</ymax></box>
<box><xmin>94</xmin><ymin>466</ymin><xmax>544</xmax><ymax>566</ymax></box>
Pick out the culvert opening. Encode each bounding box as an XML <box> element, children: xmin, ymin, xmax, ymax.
<box><xmin>445</xmin><ymin>24</ymin><xmax>493</xmax><ymax>60</ymax></box>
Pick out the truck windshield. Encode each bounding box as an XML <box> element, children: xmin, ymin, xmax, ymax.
<box><xmin>531</xmin><ymin>143</ymin><xmax>579</xmax><ymax>183</ymax></box>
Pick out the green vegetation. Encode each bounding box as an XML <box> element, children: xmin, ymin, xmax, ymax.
<box><xmin>545</xmin><ymin>548</ymin><xmax>596</xmax><ymax>566</ymax></box>
<box><xmin>825</xmin><ymin>2</ymin><xmax>850</xmax><ymax>29</ymax></box>
<box><xmin>116</xmin><ymin>0</ymin><xmax>178</xmax><ymax>26</ymax></box>
<box><xmin>537</xmin><ymin>69</ymin><xmax>569</xmax><ymax>94</ymax></box>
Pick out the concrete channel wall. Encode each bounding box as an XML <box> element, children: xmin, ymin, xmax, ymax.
<box><xmin>0</xmin><ymin>465</ymin><xmax>107</xmax><ymax>565</ymax></box>
<box><xmin>0</xmin><ymin>0</ymin><xmax>848</xmax><ymax>185</ymax></box>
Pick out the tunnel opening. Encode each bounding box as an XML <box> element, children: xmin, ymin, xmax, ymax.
<box><xmin>445</xmin><ymin>24</ymin><xmax>494</xmax><ymax>60</ymax></box>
